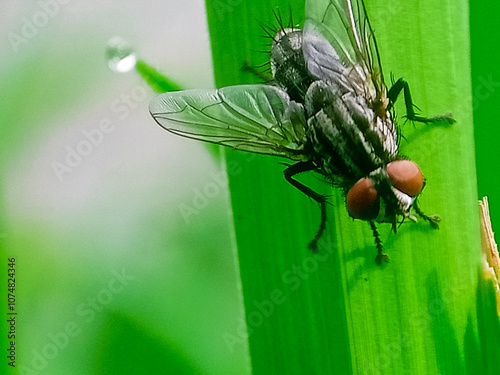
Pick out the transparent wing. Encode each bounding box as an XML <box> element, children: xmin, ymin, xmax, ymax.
<box><xmin>149</xmin><ymin>84</ymin><xmax>307</xmax><ymax>160</ymax></box>
<box><xmin>304</xmin><ymin>0</ymin><xmax>385</xmax><ymax>98</ymax></box>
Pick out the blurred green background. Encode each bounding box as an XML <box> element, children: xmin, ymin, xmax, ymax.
<box><xmin>470</xmin><ymin>0</ymin><xmax>500</xmax><ymax>226</ymax></box>
<box><xmin>0</xmin><ymin>0</ymin><xmax>498</xmax><ymax>374</ymax></box>
<box><xmin>1</xmin><ymin>1</ymin><xmax>249</xmax><ymax>374</ymax></box>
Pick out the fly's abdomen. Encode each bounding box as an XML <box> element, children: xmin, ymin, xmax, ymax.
<box><xmin>271</xmin><ymin>29</ymin><xmax>313</xmax><ymax>102</ymax></box>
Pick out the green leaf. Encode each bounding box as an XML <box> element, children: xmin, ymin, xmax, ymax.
<box><xmin>93</xmin><ymin>313</ymin><xmax>203</xmax><ymax>374</ymax></box>
<box><xmin>140</xmin><ymin>0</ymin><xmax>500</xmax><ymax>373</ymax></box>
<box><xmin>203</xmin><ymin>0</ymin><xmax>497</xmax><ymax>374</ymax></box>
<box><xmin>471</xmin><ymin>0</ymin><xmax>500</xmax><ymax>227</ymax></box>
<box><xmin>136</xmin><ymin>60</ymin><xmax>182</xmax><ymax>93</ymax></box>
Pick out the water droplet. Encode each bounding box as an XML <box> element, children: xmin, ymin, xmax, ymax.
<box><xmin>106</xmin><ymin>37</ymin><xmax>137</xmax><ymax>73</ymax></box>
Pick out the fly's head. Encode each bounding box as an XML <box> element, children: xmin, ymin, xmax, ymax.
<box><xmin>373</xmin><ymin>90</ymin><xmax>390</xmax><ymax>121</ymax></box>
<box><xmin>346</xmin><ymin>160</ymin><xmax>425</xmax><ymax>229</ymax></box>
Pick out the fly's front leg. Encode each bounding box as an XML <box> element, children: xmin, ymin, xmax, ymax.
<box><xmin>388</xmin><ymin>78</ymin><xmax>455</xmax><ymax>124</ymax></box>
<box><xmin>413</xmin><ymin>200</ymin><xmax>440</xmax><ymax>229</ymax></box>
<box><xmin>284</xmin><ymin>161</ymin><xmax>327</xmax><ymax>253</ymax></box>
<box><xmin>370</xmin><ymin>221</ymin><xmax>390</xmax><ymax>265</ymax></box>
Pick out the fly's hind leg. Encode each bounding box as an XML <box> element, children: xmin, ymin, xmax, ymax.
<box><xmin>284</xmin><ymin>161</ymin><xmax>327</xmax><ymax>253</ymax></box>
<box><xmin>388</xmin><ymin>78</ymin><xmax>455</xmax><ymax>124</ymax></box>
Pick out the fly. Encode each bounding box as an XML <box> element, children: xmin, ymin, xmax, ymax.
<box><xmin>149</xmin><ymin>0</ymin><xmax>454</xmax><ymax>264</ymax></box>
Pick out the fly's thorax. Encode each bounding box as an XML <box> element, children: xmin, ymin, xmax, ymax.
<box><xmin>304</xmin><ymin>80</ymin><xmax>340</xmax><ymax>116</ymax></box>
<box><xmin>304</xmin><ymin>80</ymin><xmax>391</xmax><ymax>183</ymax></box>
<box><xmin>346</xmin><ymin>160</ymin><xmax>425</xmax><ymax>224</ymax></box>
<box><xmin>271</xmin><ymin>28</ymin><xmax>313</xmax><ymax>102</ymax></box>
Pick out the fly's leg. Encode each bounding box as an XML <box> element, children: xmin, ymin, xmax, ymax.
<box><xmin>284</xmin><ymin>161</ymin><xmax>327</xmax><ymax>253</ymax></box>
<box><xmin>388</xmin><ymin>78</ymin><xmax>455</xmax><ymax>124</ymax></box>
<box><xmin>413</xmin><ymin>200</ymin><xmax>440</xmax><ymax>229</ymax></box>
<box><xmin>242</xmin><ymin>60</ymin><xmax>274</xmax><ymax>83</ymax></box>
<box><xmin>370</xmin><ymin>221</ymin><xmax>390</xmax><ymax>265</ymax></box>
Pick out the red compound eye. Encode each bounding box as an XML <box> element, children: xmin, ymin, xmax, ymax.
<box><xmin>346</xmin><ymin>178</ymin><xmax>379</xmax><ymax>220</ymax></box>
<box><xmin>386</xmin><ymin>160</ymin><xmax>424</xmax><ymax>197</ymax></box>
